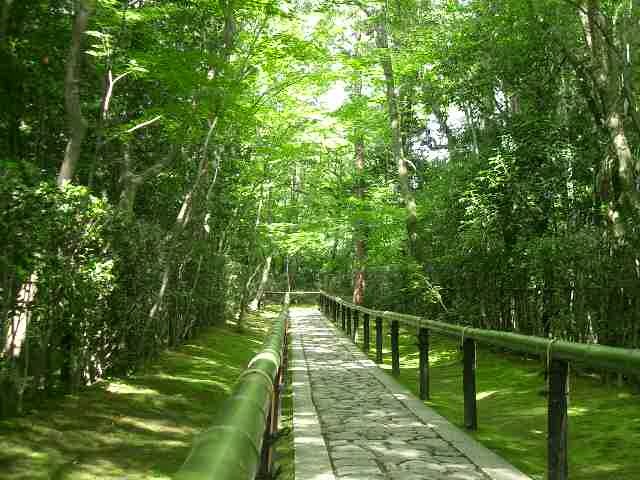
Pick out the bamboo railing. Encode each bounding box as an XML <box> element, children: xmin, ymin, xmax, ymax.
<box><xmin>319</xmin><ymin>290</ymin><xmax>640</xmax><ymax>480</ymax></box>
<box><xmin>175</xmin><ymin>294</ymin><xmax>290</xmax><ymax>480</ymax></box>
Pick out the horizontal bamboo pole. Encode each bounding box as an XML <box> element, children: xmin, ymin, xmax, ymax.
<box><xmin>175</xmin><ymin>294</ymin><xmax>290</xmax><ymax>480</ymax></box>
<box><xmin>320</xmin><ymin>291</ymin><xmax>640</xmax><ymax>374</ymax></box>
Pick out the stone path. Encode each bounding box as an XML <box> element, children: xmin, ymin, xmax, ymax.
<box><xmin>290</xmin><ymin>307</ymin><xmax>531</xmax><ymax>480</ymax></box>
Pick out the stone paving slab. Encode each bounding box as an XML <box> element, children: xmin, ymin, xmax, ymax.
<box><xmin>290</xmin><ymin>307</ymin><xmax>532</xmax><ymax>480</ymax></box>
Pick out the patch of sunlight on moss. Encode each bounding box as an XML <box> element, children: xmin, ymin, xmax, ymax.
<box><xmin>116</xmin><ymin>415</ymin><xmax>194</xmax><ymax>435</ymax></box>
<box><xmin>568</xmin><ymin>406</ymin><xmax>589</xmax><ymax>416</ymax></box>
<box><xmin>590</xmin><ymin>463</ymin><xmax>623</xmax><ymax>473</ymax></box>
<box><xmin>522</xmin><ymin>406</ymin><xmax>547</xmax><ymax>416</ymax></box>
<box><xmin>172</xmin><ymin>353</ymin><xmax>220</xmax><ymax>366</ymax></box>
<box><xmin>477</xmin><ymin>390</ymin><xmax>500</xmax><ymax>400</ymax></box>
<box><xmin>400</xmin><ymin>357</ymin><xmax>419</xmax><ymax>368</ymax></box>
<box><xmin>107</xmin><ymin>382</ymin><xmax>161</xmax><ymax>395</ymax></box>
<box><xmin>5</xmin><ymin>444</ymin><xmax>46</xmax><ymax>458</ymax></box>
<box><xmin>429</xmin><ymin>350</ymin><xmax>460</xmax><ymax>363</ymax></box>
<box><xmin>159</xmin><ymin>439</ymin><xmax>189</xmax><ymax>448</ymax></box>
<box><xmin>71</xmin><ymin>459</ymin><xmax>129</xmax><ymax>479</ymax></box>
<box><xmin>154</xmin><ymin>373</ymin><xmax>232</xmax><ymax>391</ymax></box>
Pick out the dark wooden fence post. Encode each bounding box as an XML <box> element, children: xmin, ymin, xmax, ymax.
<box><xmin>363</xmin><ymin>313</ymin><xmax>370</xmax><ymax>352</ymax></box>
<box><xmin>418</xmin><ymin>327</ymin><xmax>430</xmax><ymax>400</ymax></box>
<box><xmin>391</xmin><ymin>320</ymin><xmax>400</xmax><ymax>376</ymax></box>
<box><xmin>548</xmin><ymin>359</ymin><xmax>569</xmax><ymax>480</ymax></box>
<box><xmin>346</xmin><ymin>308</ymin><xmax>352</xmax><ymax>336</ymax></box>
<box><xmin>333</xmin><ymin>301</ymin><xmax>338</xmax><ymax>323</ymax></box>
<box><xmin>463</xmin><ymin>337</ymin><xmax>478</xmax><ymax>430</ymax></box>
<box><xmin>375</xmin><ymin>317</ymin><xmax>383</xmax><ymax>364</ymax></box>
<box><xmin>352</xmin><ymin>310</ymin><xmax>359</xmax><ymax>342</ymax></box>
<box><xmin>341</xmin><ymin>305</ymin><xmax>346</xmax><ymax>330</ymax></box>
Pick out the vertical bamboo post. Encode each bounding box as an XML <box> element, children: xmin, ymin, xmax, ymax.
<box><xmin>375</xmin><ymin>317</ymin><xmax>383</xmax><ymax>364</ymax></box>
<box><xmin>363</xmin><ymin>313</ymin><xmax>370</xmax><ymax>352</ymax></box>
<box><xmin>346</xmin><ymin>308</ymin><xmax>352</xmax><ymax>336</ymax></box>
<box><xmin>391</xmin><ymin>320</ymin><xmax>400</xmax><ymax>376</ymax></box>
<box><xmin>341</xmin><ymin>305</ymin><xmax>346</xmax><ymax>330</ymax></box>
<box><xmin>548</xmin><ymin>359</ymin><xmax>569</xmax><ymax>480</ymax></box>
<box><xmin>463</xmin><ymin>337</ymin><xmax>478</xmax><ymax>430</ymax></box>
<box><xmin>418</xmin><ymin>327</ymin><xmax>430</xmax><ymax>400</ymax></box>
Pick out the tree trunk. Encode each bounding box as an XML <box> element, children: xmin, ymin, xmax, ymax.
<box><xmin>352</xmin><ymin>65</ymin><xmax>367</xmax><ymax>305</ymax></box>
<box><xmin>237</xmin><ymin>262</ymin><xmax>261</xmax><ymax>331</ymax></box>
<box><xmin>248</xmin><ymin>255</ymin><xmax>272</xmax><ymax>311</ymax></box>
<box><xmin>57</xmin><ymin>0</ymin><xmax>93</xmax><ymax>186</ymax></box>
<box><xmin>579</xmin><ymin>0</ymin><xmax>639</xmax><ymax>238</ymax></box>
<box><xmin>375</xmin><ymin>13</ymin><xmax>419</xmax><ymax>258</ymax></box>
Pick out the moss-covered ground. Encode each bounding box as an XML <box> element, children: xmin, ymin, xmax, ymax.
<box><xmin>346</xmin><ymin>318</ymin><xmax>640</xmax><ymax>480</ymax></box>
<box><xmin>0</xmin><ymin>308</ymin><xmax>283</xmax><ymax>479</ymax></box>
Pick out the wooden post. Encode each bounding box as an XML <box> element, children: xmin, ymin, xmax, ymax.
<box><xmin>391</xmin><ymin>320</ymin><xmax>400</xmax><ymax>376</ymax></box>
<box><xmin>341</xmin><ymin>305</ymin><xmax>346</xmax><ymax>330</ymax></box>
<box><xmin>375</xmin><ymin>317</ymin><xmax>383</xmax><ymax>364</ymax></box>
<box><xmin>363</xmin><ymin>313</ymin><xmax>370</xmax><ymax>352</ymax></box>
<box><xmin>463</xmin><ymin>337</ymin><xmax>478</xmax><ymax>430</ymax></box>
<box><xmin>346</xmin><ymin>308</ymin><xmax>352</xmax><ymax>336</ymax></box>
<box><xmin>352</xmin><ymin>310</ymin><xmax>359</xmax><ymax>342</ymax></box>
<box><xmin>548</xmin><ymin>359</ymin><xmax>569</xmax><ymax>480</ymax></box>
<box><xmin>418</xmin><ymin>327</ymin><xmax>430</xmax><ymax>400</ymax></box>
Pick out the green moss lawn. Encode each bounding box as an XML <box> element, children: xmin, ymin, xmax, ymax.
<box><xmin>0</xmin><ymin>309</ymin><xmax>279</xmax><ymax>479</ymax></box>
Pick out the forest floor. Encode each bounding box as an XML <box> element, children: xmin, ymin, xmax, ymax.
<box><xmin>366</xmin><ymin>324</ymin><xmax>640</xmax><ymax>480</ymax></box>
<box><xmin>0</xmin><ymin>307</ymin><xmax>293</xmax><ymax>480</ymax></box>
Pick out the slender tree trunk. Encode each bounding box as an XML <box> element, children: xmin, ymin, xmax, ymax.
<box><xmin>57</xmin><ymin>0</ymin><xmax>93</xmax><ymax>186</ymax></box>
<box><xmin>579</xmin><ymin>0</ymin><xmax>638</xmax><ymax>238</ymax></box>
<box><xmin>353</xmin><ymin>137</ymin><xmax>366</xmax><ymax>305</ymax></box>
<box><xmin>375</xmin><ymin>13</ymin><xmax>419</xmax><ymax>258</ymax></box>
<box><xmin>237</xmin><ymin>262</ymin><xmax>261</xmax><ymax>331</ymax></box>
<box><xmin>351</xmin><ymin>46</ymin><xmax>367</xmax><ymax>305</ymax></box>
<box><xmin>249</xmin><ymin>255</ymin><xmax>272</xmax><ymax>311</ymax></box>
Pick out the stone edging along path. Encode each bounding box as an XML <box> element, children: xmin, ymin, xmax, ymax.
<box><xmin>290</xmin><ymin>307</ymin><xmax>532</xmax><ymax>480</ymax></box>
